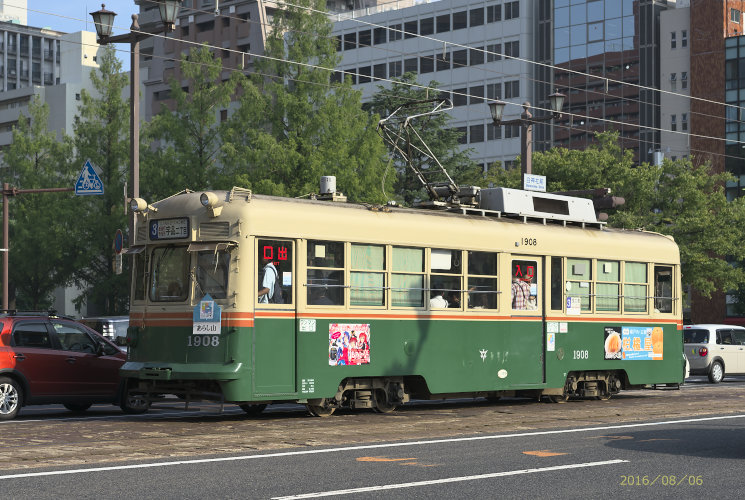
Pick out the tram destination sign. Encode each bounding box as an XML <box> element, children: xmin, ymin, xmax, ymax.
<box><xmin>149</xmin><ymin>218</ymin><xmax>190</xmax><ymax>240</ymax></box>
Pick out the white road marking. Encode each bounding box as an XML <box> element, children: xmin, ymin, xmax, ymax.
<box><xmin>271</xmin><ymin>459</ymin><xmax>629</xmax><ymax>499</ymax></box>
<box><xmin>0</xmin><ymin>413</ymin><xmax>743</xmax><ymax>480</ymax></box>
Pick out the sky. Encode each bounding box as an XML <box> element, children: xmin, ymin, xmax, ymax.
<box><xmin>27</xmin><ymin>1</ymin><xmax>142</xmax><ymax>71</ymax></box>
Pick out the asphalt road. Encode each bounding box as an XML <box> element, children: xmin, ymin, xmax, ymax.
<box><xmin>1</xmin><ymin>376</ymin><xmax>744</xmax><ymax>499</ymax></box>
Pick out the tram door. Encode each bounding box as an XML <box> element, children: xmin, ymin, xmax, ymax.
<box><xmin>253</xmin><ymin>239</ymin><xmax>297</xmax><ymax>395</ymax></box>
<box><xmin>509</xmin><ymin>256</ymin><xmax>545</xmax><ymax>385</ymax></box>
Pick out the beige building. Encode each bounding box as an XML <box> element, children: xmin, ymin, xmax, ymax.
<box><xmin>137</xmin><ymin>0</ymin><xmax>411</xmax><ymax>121</ymax></box>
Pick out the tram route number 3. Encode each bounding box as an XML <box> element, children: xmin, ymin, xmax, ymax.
<box><xmin>187</xmin><ymin>335</ymin><xmax>220</xmax><ymax>347</ymax></box>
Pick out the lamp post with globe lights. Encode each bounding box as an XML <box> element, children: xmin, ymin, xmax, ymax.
<box><xmin>90</xmin><ymin>1</ymin><xmax>182</xmax><ymax>244</ymax></box>
<box><xmin>488</xmin><ymin>91</ymin><xmax>566</xmax><ymax>182</ymax></box>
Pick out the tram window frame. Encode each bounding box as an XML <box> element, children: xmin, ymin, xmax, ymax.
<box><xmin>566</xmin><ymin>258</ymin><xmax>592</xmax><ymax>312</ymax></box>
<box><xmin>654</xmin><ymin>265</ymin><xmax>674</xmax><ymax>313</ymax></box>
<box><xmin>430</xmin><ymin>249</ymin><xmax>463</xmax><ymax>310</ymax></box>
<box><xmin>256</xmin><ymin>239</ymin><xmax>294</xmax><ymax>305</ymax></box>
<box><xmin>467</xmin><ymin>251</ymin><xmax>498</xmax><ymax>310</ymax></box>
<box><xmin>307</xmin><ymin>240</ymin><xmax>345</xmax><ymax>307</ymax></box>
<box><xmin>149</xmin><ymin>246</ymin><xmax>190</xmax><ymax>302</ymax></box>
<box><xmin>392</xmin><ymin>246</ymin><xmax>425</xmax><ymax>308</ymax></box>
<box><xmin>511</xmin><ymin>259</ymin><xmax>538</xmax><ymax>311</ymax></box>
<box><xmin>623</xmin><ymin>262</ymin><xmax>648</xmax><ymax>313</ymax></box>
<box><xmin>350</xmin><ymin>243</ymin><xmax>386</xmax><ymax>307</ymax></box>
<box><xmin>195</xmin><ymin>247</ymin><xmax>231</xmax><ymax>300</ymax></box>
<box><xmin>550</xmin><ymin>256</ymin><xmax>563</xmax><ymax>311</ymax></box>
<box><xmin>133</xmin><ymin>251</ymin><xmax>147</xmax><ymax>301</ymax></box>
<box><xmin>596</xmin><ymin>260</ymin><xmax>620</xmax><ymax>312</ymax></box>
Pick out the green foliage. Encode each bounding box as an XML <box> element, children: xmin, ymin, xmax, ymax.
<box><xmin>528</xmin><ymin>131</ymin><xmax>745</xmax><ymax>297</ymax></box>
<box><xmin>143</xmin><ymin>45</ymin><xmax>239</xmax><ymax>200</ymax></box>
<box><xmin>4</xmin><ymin>97</ymin><xmax>77</xmax><ymax>310</ymax></box>
<box><xmin>71</xmin><ymin>46</ymin><xmax>131</xmax><ymax>314</ymax></box>
<box><xmin>219</xmin><ymin>0</ymin><xmax>389</xmax><ymax>202</ymax></box>
<box><xmin>368</xmin><ymin>73</ymin><xmax>497</xmax><ymax>206</ymax></box>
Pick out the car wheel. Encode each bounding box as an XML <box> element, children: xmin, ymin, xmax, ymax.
<box><xmin>0</xmin><ymin>377</ymin><xmax>22</xmax><ymax>420</ymax></box>
<box><xmin>64</xmin><ymin>403</ymin><xmax>92</xmax><ymax>413</ymax></box>
<box><xmin>708</xmin><ymin>361</ymin><xmax>724</xmax><ymax>384</ymax></box>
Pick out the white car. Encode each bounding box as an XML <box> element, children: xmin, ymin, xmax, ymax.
<box><xmin>683</xmin><ymin>324</ymin><xmax>745</xmax><ymax>383</ymax></box>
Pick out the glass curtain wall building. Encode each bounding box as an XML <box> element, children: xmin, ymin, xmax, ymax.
<box><xmin>539</xmin><ymin>0</ymin><xmax>665</xmax><ymax>163</ymax></box>
<box><xmin>725</xmin><ymin>35</ymin><xmax>745</xmax><ymax>201</ymax></box>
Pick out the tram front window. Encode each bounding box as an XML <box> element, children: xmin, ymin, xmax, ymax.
<box><xmin>150</xmin><ymin>246</ymin><xmax>189</xmax><ymax>302</ymax></box>
<box><xmin>196</xmin><ymin>250</ymin><xmax>230</xmax><ymax>299</ymax></box>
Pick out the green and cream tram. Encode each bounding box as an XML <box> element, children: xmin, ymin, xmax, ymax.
<box><xmin>121</xmin><ymin>186</ymin><xmax>683</xmax><ymax>416</ymax></box>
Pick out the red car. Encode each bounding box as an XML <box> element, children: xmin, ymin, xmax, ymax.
<box><xmin>0</xmin><ymin>313</ymin><xmax>148</xmax><ymax>420</ymax></box>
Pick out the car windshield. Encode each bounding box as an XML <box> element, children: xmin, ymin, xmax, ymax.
<box><xmin>684</xmin><ymin>329</ymin><xmax>709</xmax><ymax>344</ymax></box>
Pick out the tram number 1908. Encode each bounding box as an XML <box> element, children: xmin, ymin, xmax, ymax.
<box><xmin>187</xmin><ymin>335</ymin><xmax>220</xmax><ymax>347</ymax></box>
<box><xmin>573</xmin><ymin>350</ymin><xmax>589</xmax><ymax>360</ymax></box>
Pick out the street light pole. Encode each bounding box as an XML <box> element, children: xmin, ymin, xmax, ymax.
<box><xmin>489</xmin><ymin>92</ymin><xmax>566</xmax><ymax>183</ymax></box>
<box><xmin>90</xmin><ymin>2</ymin><xmax>181</xmax><ymax>246</ymax></box>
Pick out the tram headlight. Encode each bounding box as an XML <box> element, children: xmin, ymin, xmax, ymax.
<box><xmin>130</xmin><ymin>198</ymin><xmax>148</xmax><ymax>213</ymax></box>
<box><xmin>200</xmin><ymin>192</ymin><xmax>223</xmax><ymax>217</ymax></box>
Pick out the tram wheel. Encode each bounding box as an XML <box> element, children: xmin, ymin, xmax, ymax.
<box><xmin>596</xmin><ymin>387</ymin><xmax>612</xmax><ymax>401</ymax></box>
<box><xmin>306</xmin><ymin>399</ymin><xmax>335</xmax><ymax>417</ymax></box>
<box><xmin>239</xmin><ymin>404</ymin><xmax>267</xmax><ymax>416</ymax></box>
<box><xmin>372</xmin><ymin>389</ymin><xmax>398</xmax><ymax>414</ymax></box>
<box><xmin>547</xmin><ymin>393</ymin><xmax>569</xmax><ymax>404</ymax></box>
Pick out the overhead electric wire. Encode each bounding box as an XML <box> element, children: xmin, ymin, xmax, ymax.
<box><xmin>8</xmin><ymin>0</ymin><xmax>745</xmax><ymax>158</ymax></box>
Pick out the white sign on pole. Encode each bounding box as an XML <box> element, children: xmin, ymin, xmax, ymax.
<box><xmin>523</xmin><ymin>173</ymin><xmax>547</xmax><ymax>192</ymax></box>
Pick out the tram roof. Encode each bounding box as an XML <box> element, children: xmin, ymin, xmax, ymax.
<box><xmin>150</xmin><ymin>190</ymin><xmax>680</xmax><ymax>265</ymax></box>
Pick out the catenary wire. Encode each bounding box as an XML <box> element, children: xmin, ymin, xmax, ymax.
<box><xmin>8</xmin><ymin>0</ymin><xmax>745</xmax><ymax>156</ymax></box>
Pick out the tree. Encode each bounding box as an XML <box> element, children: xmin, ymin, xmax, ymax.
<box><xmin>369</xmin><ymin>73</ymin><xmax>499</xmax><ymax>206</ymax></box>
<box><xmin>71</xmin><ymin>46</ymin><xmax>131</xmax><ymax>314</ymax></box>
<box><xmin>3</xmin><ymin>97</ymin><xmax>77</xmax><ymax>310</ymax></box>
<box><xmin>143</xmin><ymin>45</ymin><xmax>239</xmax><ymax>200</ymax></box>
<box><xmin>219</xmin><ymin>0</ymin><xmax>390</xmax><ymax>202</ymax></box>
<box><xmin>498</xmin><ymin>132</ymin><xmax>745</xmax><ymax>298</ymax></box>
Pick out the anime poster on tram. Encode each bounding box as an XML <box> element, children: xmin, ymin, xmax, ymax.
<box><xmin>329</xmin><ymin>324</ymin><xmax>370</xmax><ymax>366</ymax></box>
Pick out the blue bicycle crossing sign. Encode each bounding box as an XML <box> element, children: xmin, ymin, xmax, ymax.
<box><xmin>75</xmin><ymin>160</ymin><xmax>104</xmax><ymax>195</ymax></box>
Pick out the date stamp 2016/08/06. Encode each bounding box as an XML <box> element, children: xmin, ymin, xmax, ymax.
<box><xmin>620</xmin><ymin>475</ymin><xmax>703</xmax><ymax>487</ymax></box>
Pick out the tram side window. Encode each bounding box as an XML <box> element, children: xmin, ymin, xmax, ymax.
<box><xmin>196</xmin><ymin>249</ymin><xmax>230</xmax><ymax>299</ymax></box>
<box><xmin>596</xmin><ymin>260</ymin><xmax>620</xmax><ymax>311</ymax></box>
<box><xmin>258</xmin><ymin>240</ymin><xmax>293</xmax><ymax>304</ymax></box>
<box><xmin>512</xmin><ymin>260</ymin><xmax>538</xmax><ymax>310</ymax></box>
<box><xmin>467</xmin><ymin>251</ymin><xmax>498</xmax><ymax>309</ymax></box>
<box><xmin>654</xmin><ymin>265</ymin><xmax>673</xmax><ymax>313</ymax></box>
<box><xmin>350</xmin><ymin>244</ymin><xmax>385</xmax><ymax>306</ymax></box>
<box><xmin>392</xmin><ymin>247</ymin><xmax>425</xmax><ymax>307</ymax></box>
<box><xmin>431</xmin><ymin>249</ymin><xmax>462</xmax><ymax>309</ymax></box>
<box><xmin>550</xmin><ymin>256</ymin><xmax>563</xmax><ymax>310</ymax></box>
<box><xmin>307</xmin><ymin>240</ymin><xmax>344</xmax><ymax>306</ymax></box>
<box><xmin>566</xmin><ymin>258</ymin><xmax>591</xmax><ymax>311</ymax></box>
<box><xmin>133</xmin><ymin>252</ymin><xmax>146</xmax><ymax>301</ymax></box>
<box><xmin>150</xmin><ymin>246</ymin><xmax>189</xmax><ymax>302</ymax></box>
<box><xmin>624</xmin><ymin>262</ymin><xmax>647</xmax><ymax>313</ymax></box>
